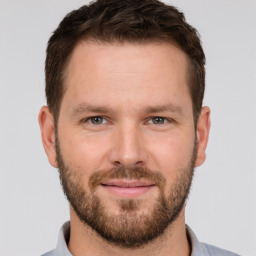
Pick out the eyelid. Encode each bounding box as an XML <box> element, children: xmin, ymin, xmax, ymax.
<box><xmin>82</xmin><ymin>116</ymin><xmax>108</xmax><ymax>125</ymax></box>
<box><xmin>80</xmin><ymin>116</ymin><xmax>174</xmax><ymax>125</ymax></box>
<box><xmin>147</xmin><ymin>116</ymin><xmax>172</xmax><ymax>124</ymax></box>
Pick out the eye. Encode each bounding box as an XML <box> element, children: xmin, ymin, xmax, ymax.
<box><xmin>87</xmin><ymin>116</ymin><xmax>106</xmax><ymax>125</ymax></box>
<box><xmin>149</xmin><ymin>117</ymin><xmax>168</xmax><ymax>124</ymax></box>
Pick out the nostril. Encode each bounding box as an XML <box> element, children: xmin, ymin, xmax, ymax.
<box><xmin>113</xmin><ymin>160</ymin><xmax>144</xmax><ymax>168</ymax></box>
<box><xmin>135</xmin><ymin>161</ymin><xmax>144</xmax><ymax>166</ymax></box>
<box><xmin>114</xmin><ymin>161</ymin><xmax>122</xmax><ymax>166</ymax></box>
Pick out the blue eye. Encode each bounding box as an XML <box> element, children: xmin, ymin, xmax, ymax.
<box><xmin>150</xmin><ymin>117</ymin><xmax>167</xmax><ymax>124</ymax></box>
<box><xmin>88</xmin><ymin>116</ymin><xmax>106</xmax><ymax>125</ymax></box>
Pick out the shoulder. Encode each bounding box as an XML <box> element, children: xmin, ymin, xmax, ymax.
<box><xmin>199</xmin><ymin>242</ymin><xmax>240</xmax><ymax>256</ymax></box>
<box><xmin>41</xmin><ymin>249</ymin><xmax>56</xmax><ymax>256</ymax></box>
<box><xmin>186</xmin><ymin>225</ymin><xmax>240</xmax><ymax>256</ymax></box>
<box><xmin>41</xmin><ymin>222</ymin><xmax>71</xmax><ymax>256</ymax></box>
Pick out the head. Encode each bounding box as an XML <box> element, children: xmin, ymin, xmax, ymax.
<box><xmin>45</xmin><ymin>0</ymin><xmax>205</xmax><ymax>124</ymax></box>
<box><xmin>39</xmin><ymin>0</ymin><xmax>210</xmax><ymax>249</ymax></box>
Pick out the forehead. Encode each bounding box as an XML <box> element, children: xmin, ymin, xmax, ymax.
<box><xmin>62</xmin><ymin>41</ymin><xmax>191</xmax><ymax>113</ymax></box>
<box><xmin>66</xmin><ymin>40</ymin><xmax>189</xmax><ymax>80</ymax></box>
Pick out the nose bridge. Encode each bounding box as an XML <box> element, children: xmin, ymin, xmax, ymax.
<box><xmin>109</xmin><ymin>121</ymin><xmax>147</xmax><ymax>168</ymax></box>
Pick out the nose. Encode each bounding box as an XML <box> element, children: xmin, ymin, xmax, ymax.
<box><xmin>108</xmin><ymin>123</ymin><xmax>148</xmax><ymax>169</ymax></box>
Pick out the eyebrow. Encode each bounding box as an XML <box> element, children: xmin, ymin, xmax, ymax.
<box><xmin>71</xmin><ymin>103</ymin><xmax>114</xmax><ymax>116</ymax></box>
<box><xmin>142</xmin><ymin>104</ymin><xmax>183</xmax><ymax>115</ymax></box>
<box><xmin>71</xmin><ymin>102</ymin><xmax>183</xmax><ymax>117</ymax></box>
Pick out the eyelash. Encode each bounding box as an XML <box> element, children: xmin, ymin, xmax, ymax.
<box><xmin>82</xmin><ymin>116</ymin><xmax>173</xmax><ymax>125</ymax></box>
<box><xmin>84</xmin><ymin>116</ymin><xmax>107</xmax><ymax>125</ymax></box>
<box><xmin>148</xmin><ymin>117</ymin><xmax>169</xmax><ymax>124</ymax></box>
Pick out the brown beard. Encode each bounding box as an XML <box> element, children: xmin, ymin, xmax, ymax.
<box><xmin>56</xmin><ymin>137</ymin><xmax>197</xmax><ymax>248</ymax></box>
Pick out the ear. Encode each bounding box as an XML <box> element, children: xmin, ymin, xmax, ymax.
<box><xmin>38</xmin><ymin>106</ymin><xmax>58</xmax><ymax>168</ymax></box>
<box><xmin>195</xmin><ymin>106</ymin><xmax>211</xmax><ymax>167</ymax></box>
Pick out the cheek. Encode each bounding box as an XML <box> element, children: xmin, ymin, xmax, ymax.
<box><xmin>147</xmin><ymin>131</ymin><xmax>195</xmax><ymax>182</ymax></box>
<box><xmin>58</xmin><ymin>129</ymin><xmax>110</xmax><ymax>176</ymax></box>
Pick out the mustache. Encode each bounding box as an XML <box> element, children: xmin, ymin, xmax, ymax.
<box><xmin>89</xmin><ymin>166</ymin><xmax>166</xmax><ymax>190</ymax></box>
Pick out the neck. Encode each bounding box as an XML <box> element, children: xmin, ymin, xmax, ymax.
<box><xmin>68</xmin><ymin>208</ymin><xmax>190</xmax><ymax>256</ymax></box>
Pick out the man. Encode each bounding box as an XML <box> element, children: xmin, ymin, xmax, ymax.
<box><xmin>39</xmin><ymin>0</ymin><xmax>239</xmax><ymax>255</ymax></box>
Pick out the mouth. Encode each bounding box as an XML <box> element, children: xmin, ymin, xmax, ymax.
<box><xmin>100</xmin><ymin>180</ymin><xmax>156</xmax><ymax>198</ymax></box>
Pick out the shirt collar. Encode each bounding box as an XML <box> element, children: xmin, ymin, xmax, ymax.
<box><xmin>55</xmin><ymin>222</ymin><xmax>72</xmax><ymax>256</ymax></box>
<box><xmin>56</xmin><ymin>221</ymin><xmax>210</xmax><ymax>256</ymax></box>
<box><xmin>186</xmin><ymin>225</ymin><xmax>211</xmax><ymax>256</ymax></box>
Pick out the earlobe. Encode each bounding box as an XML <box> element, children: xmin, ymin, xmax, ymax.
<box><xmin>38</xmin><ymin>106</ymin><xmax>58</xmax><ymax>168</ymax></box>
<box><xmin>195</xmin><ymin>106</ymin><xmax>211</xmax><ymax>167</ymax></box>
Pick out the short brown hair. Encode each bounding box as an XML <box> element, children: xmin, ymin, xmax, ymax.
<box><xmin>45</xmin><ymin>0</ymin><xmax>205</xmax><ymax>123</ymax></box>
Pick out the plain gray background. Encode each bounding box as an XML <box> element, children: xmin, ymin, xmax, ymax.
<box><xmin>0</xmin><ymin>0</ymin><xmax>255</xmax><ymax>255</ymax></box>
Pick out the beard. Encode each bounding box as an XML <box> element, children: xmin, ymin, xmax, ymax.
<box><xmin>56</xmin><ymin>137</ymin><xmax>197</xmax><ymax>248</ymax></box>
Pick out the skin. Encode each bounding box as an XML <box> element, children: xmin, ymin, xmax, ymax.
<box><xmin>39</xmin><ymin>41</ymin><xmax>210</xmax><ymax>256</ymax></box>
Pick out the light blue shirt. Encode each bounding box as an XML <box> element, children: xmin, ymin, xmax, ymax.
<box><xmin>42</xmin><ymin>222</ymin><xmax>240</xmax><ymax>256</ymax></box>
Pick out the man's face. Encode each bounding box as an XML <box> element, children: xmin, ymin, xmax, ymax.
<box><xmin>54</xmin><ymin>42</ymin><xmax>199</xmax><ymax>247</ymax></box>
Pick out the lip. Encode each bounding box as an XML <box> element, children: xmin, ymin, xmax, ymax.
<box><xmin>101</xmin><ymin>180</ymin><xmax>155</xmax><ymax>198</ymax></box>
